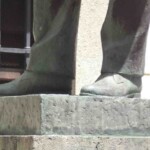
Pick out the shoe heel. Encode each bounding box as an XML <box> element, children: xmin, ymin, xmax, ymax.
<box><xmin>126</xmin><ymin>93</ymin><xmax>141</xmax><ymax>98</ymax></box>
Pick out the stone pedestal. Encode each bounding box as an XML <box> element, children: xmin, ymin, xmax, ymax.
<box><xmin>0</xmin><ymin>136</ymin><xmax>150</xmax><ymax>150</ymax></box>
<box><xmin>0</xmin><ymin>95</ymin><xmax>150</xmax><ymax>136</ymax></box>
<box><xmin>0</xmin><ymin>95</ymin><xmax>150</xmax><ymax>149</ymax></box>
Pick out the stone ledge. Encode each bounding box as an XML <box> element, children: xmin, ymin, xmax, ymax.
<box><xmin>0</xmin><ymin>135</ymin><xmax>150</xmax><ymax>150</ymax></box>
<box><xmin>0</xmin><ymin>95</ymin><xmax>150</xmax><ymax>135</ymax></box>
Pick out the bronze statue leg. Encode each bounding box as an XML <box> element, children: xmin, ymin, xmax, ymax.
<box><xmin>29</xmin><ymin>0</ymin><xmax>81</xmax><ymax>77</ymax></box>
<box><xmin>101</xmin><ymin>0</ymin><xmax>150</xmax><ymax>75</ymax></box>
<box><xmin>81</xmin><ymin>0</ymin><xmax>150</xmax><ymax>97</ymax></box>
<box><xmin>0</xmin><ymin>0</ymin><xmax>81</xmax><ymax>96</ymax></box>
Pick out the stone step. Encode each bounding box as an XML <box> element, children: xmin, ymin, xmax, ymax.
<box><xmin>0</xmin><ymin>95</ymin><xmax>150</xmax><ymax>135</ymax></box>
<box><xmin>0</xmin><ymin>135</ymin><xmax>150</xmax><ymax>150</ymax></box>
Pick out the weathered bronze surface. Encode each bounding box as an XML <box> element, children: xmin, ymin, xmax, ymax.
<box><xmin>0</xmin><ymin>0</ymin><xmax>81</xmax><ymax>95</ymax></box>
<box><xmin>0</xmin><ymin>0</ymin><xmax>149</xmax><ymax>96</ymax></box>
<box><xmin>81</xmin><ymin>0</ymin><xmax>150</xmax><ymax>97</ymax></box>
<box><xmin>101</xmin><ymin>0</ymin><xmax>150</xmax><ymax>75</ymax></box>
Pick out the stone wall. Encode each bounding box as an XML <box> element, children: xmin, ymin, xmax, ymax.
<box><xmin>142</xmin><ymin>24</ymin><xmax>150</xmax><ymax>98</ymax></box>
<box><xmin>75</xmin><ymin>0</ymin><xmax>109</xmax><ymax>94</ymax></box>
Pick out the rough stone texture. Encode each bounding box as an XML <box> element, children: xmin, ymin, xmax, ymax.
<box><xmin>33</xmin><ymin>136</ymin><xmax>150</xmax><ymax>150</ymax></box>
<box><xmin>0</xmin><ymin>95</ymin><xmax>150</xmax><ymax>136</ymax></box>
<box><xmin>41</xmin><ymin>95</ymin><xmax>150</xmax><ymax>136</ymax></box>
<box><xmin>0</xmin><ymin>136</ymin><xmax>33</xmax><ymax>150</ymax></box>
<box><xmin>0</xmin><ymin>95</ymin><xmax>41</xmax><ymax>135</ymax></box>
<box><xmin>0</xmin><ymin>136</ymin><xmax>150</xmax><ymax>150</ymax></box>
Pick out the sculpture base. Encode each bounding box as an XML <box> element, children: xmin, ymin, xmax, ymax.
<box><xmin>0</xmin><ymin>94</ymin><xmax>150</xmax><ymax>149</ymax></box>
<box><xmin>0</xmin><ymin>94</ymin><xmax>150</xmax><ymax>136</ymax></box>
<box><xmin>0</xmin><ymin>135</ymin><xmax>150</xmax><ymax>150</ymax></box>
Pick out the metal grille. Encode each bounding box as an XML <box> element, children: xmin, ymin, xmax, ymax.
<box><xmin>0</xmin><ymin>0</ymin><xmax>33</xmax><ymax>82</ymax></box>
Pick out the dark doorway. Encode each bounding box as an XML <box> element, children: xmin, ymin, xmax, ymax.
<box><xmin>0</xmin><ymin>0</ymin><xmax>33</xmax><ymax>82</ymax></box>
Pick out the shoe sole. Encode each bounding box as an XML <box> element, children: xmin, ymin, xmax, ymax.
<box><xmin>80</xmin><ymin>93</ymin><xmax>141</xmax><ymax>98</ymax></box>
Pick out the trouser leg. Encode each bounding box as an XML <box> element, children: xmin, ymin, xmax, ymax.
<box><xmin>0</xmin><ymin>0</ymin><xmax>81</xmax><ymax>96</ymax></box>
<box><xmin>28</xmin><ymin>0</ymin><xmax>81</xmax><ymax>78</ymax></box>
<box><xmin>80</xmin><ymin>0</ymin><xmax>150</xmax><ymax>97</ymax></box>
<box><xmin>101</xmin><ymin>0</ymin><xmax>150</xmax><ymax>76</ymax></box>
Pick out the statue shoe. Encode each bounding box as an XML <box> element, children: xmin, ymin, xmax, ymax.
<box><xmin>80</xmin><ymin>73</ymin><xmax>142</xmax><ymax>98</ymax></box>
<box><xmin>0</xmin><ymin>71</ymin><xmax>72</xmax><ymax>96</ymax></box>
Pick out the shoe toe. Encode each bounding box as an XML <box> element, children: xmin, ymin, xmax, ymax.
<box><xmin>80</xmin><ymin>84</ymin><xmax>97</xmax><ymax>96</ymax></box>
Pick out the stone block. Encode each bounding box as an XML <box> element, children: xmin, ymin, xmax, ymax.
<box><xmin>0</xmin><ymin>135</ymin><xmax>150</xmax><ymax>150</ymax></box>
<box><xmin>0</xmin><ymin>136</ymin><xmax>33</xmax><ymax>150</ymax></box>
<box><xmin>0</xmin><ymin>95</ymin><xmax>150</xmax><ymax>135</ymax></box>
